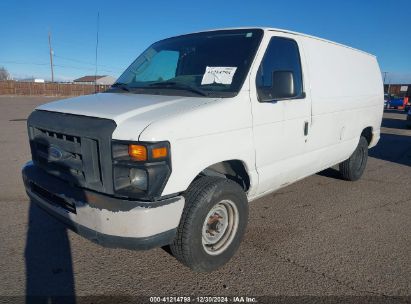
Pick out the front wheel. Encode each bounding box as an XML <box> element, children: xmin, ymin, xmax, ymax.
<box><xmin>339</xmin><ymin>136</ymin><xmax>368</xmax><ymax>181</ymax></box>
<box><xmin>170</xmin><ymin>176</ymin><xmax>248</xmax><ymax>272</ymax></box>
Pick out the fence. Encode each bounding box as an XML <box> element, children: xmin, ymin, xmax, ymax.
<box><xmin>0</xmin><ymin>81</ymin><xmax>111</xmax><ymax>96</ymax></box>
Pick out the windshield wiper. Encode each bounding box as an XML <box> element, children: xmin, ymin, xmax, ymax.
<box><xmin>148</xmin><ymin>81</ymin><xmax>208</xmax><ymax>96</ymax></box>
<box><xmin>111</xmin><ymin>82</ymin><xmax>131</xmax><ymax>92</ymax></box>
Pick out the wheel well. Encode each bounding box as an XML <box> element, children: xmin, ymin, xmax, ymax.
<box><xmin>361</xmin><ymin>127</ymin><xmax>373</xmax><ymax>146</ymax></box>
<box><xmin>198</xmin><ymin>160</ymin><xmax>250</xmax><ymax>192</ymax></box>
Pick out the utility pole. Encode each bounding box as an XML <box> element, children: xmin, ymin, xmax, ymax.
<box><xmin>94</xmin><ymin>12</ymin><xmax>100</xmax><ymax>93</ymax></box>
<box><xmin>383</xmin><ymin>72</ymin><xmax>388</xmax><ymax>94</ymax></box>
<box><xmin>48</xmin><ymin>31</ymin><xmax>54</xmax><ymax>82</ymax></box>
<box><xmin>383</xmin><ymin>72</ymin><xmax>391</xmax><ymax>95</ymax></box>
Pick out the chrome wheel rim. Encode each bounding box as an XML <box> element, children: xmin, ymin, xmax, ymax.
<box><xmin>202</xmin><ymin>199</ymin><xmax>239</xmax><ymax>255</ymax></box>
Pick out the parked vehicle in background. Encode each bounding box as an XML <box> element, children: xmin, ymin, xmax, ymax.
<box><xmin>404</xmin><ymin>97</ymin><xmax>410</xmax><ymax>112</ymax></box>
<box><xmin>384</xmin><ymin>93</ymin><xmax>390</xmax><ymax>109</ymax></box>
<box><xmin>406</xmin><ymin>109</ymin><xmax>411</xmax><ymax>128</ymax></box>
<box><xmin>22</xmin><ymin>27</ymin><xmax>384</xmax><ymax>272</ymax></box>
<box><xmin>386</xmin><ymin>96</ymin><xmax>405</xmax><ymax>109</ymax></box>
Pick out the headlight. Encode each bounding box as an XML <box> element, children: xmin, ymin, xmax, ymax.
<box><xmin>129</xmin><ymin>168</ymin><xmax>148</xmax><ymax>190</ymax></box>
<box><xmin>112</xmin><ymin>141</ymin><xmax>171</xmax><ymax>200</ymax></box>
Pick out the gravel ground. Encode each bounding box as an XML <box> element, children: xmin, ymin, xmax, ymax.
<box><xmin>0</xmin><ymin>96</ymin><xmax>410</xmax><ymax>302</ymax></box>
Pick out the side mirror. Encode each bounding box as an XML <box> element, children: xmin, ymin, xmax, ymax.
<box><xmin>258</xmin><ymin>70</ymin><xmax>303</xmax><ymax>102</ymax></box>
<box><xmin>271</xmin><ymin>70</ymin><xmax>295</xmax><ymax>99</ymax></box>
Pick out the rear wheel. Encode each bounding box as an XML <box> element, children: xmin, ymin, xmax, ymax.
<box><xmin>339</xmin><ymin>136</ymin><xmax>368</xmax><ymax>181</ymax></box>
<box><xmin>170</xmin><ymin>176</ymin><xmax>248</xmax><ymax>272</ymax></box>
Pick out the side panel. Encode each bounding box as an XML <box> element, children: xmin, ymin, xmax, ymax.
<box><xmin>302</xmin><ymin>36</ymin><xmax>384</xmax><ymax>168</ymax></box>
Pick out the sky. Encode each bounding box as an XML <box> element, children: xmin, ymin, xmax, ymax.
<box><xmin>1</xmin><ymin>0</ymin><xmax>410</xmax><ymax>83</ymax></box>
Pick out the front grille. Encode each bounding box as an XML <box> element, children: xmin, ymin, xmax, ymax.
<box><xmin>31</xmin><ymin>182</ymin><xmax>77</xmax><ymax>213</ymax></box>
<box><xmin>38</xmin><ymin>128</ymin><xmax>81</xmax><ymax>143</ymax></box>
<box><xmin>27</xmin><ymin>110</ymin><xmax>117</xmax><ymax>194</ymax></box>
<box><xmin>30</xmin><ymin>126</ymin><xmax>98</xmax><ymax>186</ymax></box>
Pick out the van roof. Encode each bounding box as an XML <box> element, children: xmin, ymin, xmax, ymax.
<box><xmin>178</xmin><ymin>27</ymin><xmax>375</xmax><ymax>58</ymax></box>
<box><xmin>265</xmin><ymin>27</ymin><xmax>375</xmax><ymax>57</ymax></box>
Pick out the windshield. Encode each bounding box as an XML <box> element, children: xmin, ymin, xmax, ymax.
<box><xmin>113</xmin><ymin>29</ymin><xmax>264</xmax><ymax>98</ymax></box>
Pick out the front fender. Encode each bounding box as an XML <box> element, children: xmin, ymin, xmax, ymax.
<box><xmin>160</xmin><ymin>129</ymin><xmax>257</xmax><ymax>198</ymax></box>
<box><xmin>138</xmin><ymin>92</ymin><xmax>257</xmax><ymax>199</ymax></box>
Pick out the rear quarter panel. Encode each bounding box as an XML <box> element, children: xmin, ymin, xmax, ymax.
<box><xmin>302</xmin><ymin>36</ymin><xmax>383</xmax><ymax>163</ymax></box>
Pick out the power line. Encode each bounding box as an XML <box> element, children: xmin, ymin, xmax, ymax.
<box><xmin>53</xmin><ymin>55</ymin><xmax>123</xmax><ymax>71</ymax></box>
<box><xmin>0</xmin><ymin>60</ymin><xmax>49</xmax><ymax>66</ymax></box>
<box><xmin>0</xmin><ymin>60</ymin><xmax>120</xmax><ymax>74</ymax></box>
<box><xmin>53</xmin><ymin>64</ymin><xmax>117</xmax><ymax>73</ymax></box>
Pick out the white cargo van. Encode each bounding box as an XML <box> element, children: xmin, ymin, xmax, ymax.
<box><xmin>22</xmin><ymin>28</ymin><xmax>383</xmax><ymax>272</ymax></box>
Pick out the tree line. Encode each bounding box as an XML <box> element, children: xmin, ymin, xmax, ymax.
<box><xmin>0</xmin><ymin>67</ymin><xmax>10</xmax><ymax>80</ymax></box>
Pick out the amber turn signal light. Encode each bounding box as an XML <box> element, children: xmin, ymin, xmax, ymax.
<box><xmin>152</xmin><ymin>147</ymin><xmax>168</xmax><ymax>159</ymax></box>
<box><xmin>128</xmin><ymin>144</ymin><xmax>147</xmax><ymax>161</ymax></box>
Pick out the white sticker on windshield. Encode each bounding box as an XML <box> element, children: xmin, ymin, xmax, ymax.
<box><xmin>201</xmin><ymin>66</ymin><xmax>237</xmax><ymax>85</ymax></box>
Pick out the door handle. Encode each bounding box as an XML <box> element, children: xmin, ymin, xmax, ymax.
<box><xmin>304</xmin><ymin>121</ymin><xmax>309</xmax><ymax>136</ymax></box>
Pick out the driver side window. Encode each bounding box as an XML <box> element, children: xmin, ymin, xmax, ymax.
<box><xmin>256</xmin><ymin>37</ymin><xmax>303</xmax><ymax>101</ymax></box>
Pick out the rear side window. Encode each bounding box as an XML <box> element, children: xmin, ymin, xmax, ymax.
<box><xmin>256</xmin><ymin>37</ymin><xmax>303</xmax><ymax>101</ymax></box>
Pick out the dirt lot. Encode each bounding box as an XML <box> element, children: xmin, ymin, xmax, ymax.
<box><xmin>0</xmin><ymin>96</ymin><xmax>410</xmax><ymax>301</ymax></box>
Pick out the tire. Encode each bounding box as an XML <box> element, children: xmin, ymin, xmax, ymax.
<box><xmin>339</xmin><ymin>136</ymin><xmax>368</xmax><ymax>181</ymax></box>
<box><xmin>170</xmin><ymin>176</ymin><xmax>248</xmax><ymax>272</ymax></box>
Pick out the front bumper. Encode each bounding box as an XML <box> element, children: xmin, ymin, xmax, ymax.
<box><xmin>22</xmin><ymin>162</ymin><xmax>185</xmax><ymax>250</ymax></box>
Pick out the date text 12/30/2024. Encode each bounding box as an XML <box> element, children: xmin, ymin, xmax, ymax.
<box><xmin>149</xmin><ymin>296</ymin><xmax>258</xmax><ymax>303</ymax></box>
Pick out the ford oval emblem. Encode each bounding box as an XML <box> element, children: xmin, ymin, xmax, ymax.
<box><xmin>48</xmin><ymin>146</ymin><xmax>63</xmax><ymax>161</ymax></box>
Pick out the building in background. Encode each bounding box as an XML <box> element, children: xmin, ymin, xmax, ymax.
<box><xmin>73</xmin><ymin>75</ymin><xmax>116</xmax><ymax>85</ymax></box>
<box><xmin>383</xmin><ymin>72</ymin><xmax>411</xmax><ymax>97</ymax></box>
<box><xmin>384</xmin><ymin>83</ymin><xmax>411</xmax><ymax>97</ymax></box>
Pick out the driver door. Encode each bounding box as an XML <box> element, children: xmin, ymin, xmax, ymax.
<box><xmin>250</xmin><ymin>34</ymin><xmax>312</xmax><ymax>195</ymax></box>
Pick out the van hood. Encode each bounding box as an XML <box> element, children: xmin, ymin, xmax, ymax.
<box><xmin>37</xmin><ymin>92</ymin><xmax>219</xmax><ymax>131</ymax></box>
